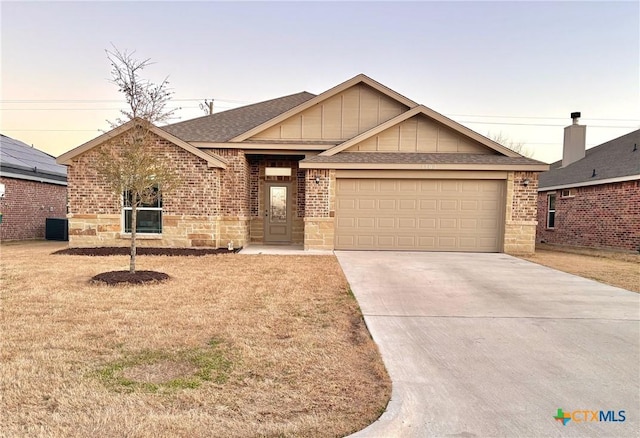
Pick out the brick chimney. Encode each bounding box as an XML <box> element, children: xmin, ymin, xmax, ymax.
<box><xmin>562</xmin><ymin>112</ymin><xmax>586</xmax><ymax>167</ymax></box>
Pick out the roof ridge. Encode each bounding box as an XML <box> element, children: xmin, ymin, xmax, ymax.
<box><xmin>164</xmin><ymin>91</ymin><xmax>316</xmax><ymax>129</ymax></box>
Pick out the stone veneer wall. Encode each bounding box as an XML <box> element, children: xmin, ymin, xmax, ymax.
<box><xmin>537</xmin><ymin>180</ymin><xmax>640</xmax><ymax>252</ymax></box>
<box><xmin>504</xmin><ymin>171</ymin><xmax>538</xmax><ymax>254</ymax></box>
<box><xmin>304</xmin><ymin>169</ymin><xmax>335</xmax><ymax>250</ymax></box>
<box><xmin>67</xmin><ymin>131</ymin><xmax>222</xmax><ymax>248</ymax></box>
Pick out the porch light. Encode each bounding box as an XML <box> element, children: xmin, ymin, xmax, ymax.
<box><xmin>315</xmin><ymin>176</ymin><xmax>320</xmax><ymax>184</ymax></box>
<box><xmin>522</xmin><ymin>178</ymin><xmax>530</xmax><ymax>187</ymax></box>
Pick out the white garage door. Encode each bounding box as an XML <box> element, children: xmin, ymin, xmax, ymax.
<box><xmin>335</xmin><ymin>179</ymin><xmax>504</xmax><ymax>252</ymax></box>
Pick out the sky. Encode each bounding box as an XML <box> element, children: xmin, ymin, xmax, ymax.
<box><xmin>1</xmin><ymin>1</ymin><xmax>638</xmax><ymax>164</ymax></box>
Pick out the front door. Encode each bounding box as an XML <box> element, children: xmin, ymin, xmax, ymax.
<box><xmin>264</xmin><ymin>182</ymin><xmax>291</xmax><ymax>243</ymax></box>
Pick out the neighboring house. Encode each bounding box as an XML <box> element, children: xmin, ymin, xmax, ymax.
<box><xmin>0</xmin><ymin>134</ymin><xmax>68</xmax><ymax>241</ymax></box>
<box><xmin>57</xmin><ymin>74</ymin><xmax>547</xmax><ymax>253</ymax></box>
<box><xmin>537</xmin><ymin>118</ymin><xmax>640</xmax><ymax>252</ymax></box>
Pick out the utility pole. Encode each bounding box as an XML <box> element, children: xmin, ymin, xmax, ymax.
<box><xmin>199</xmin><ymin>99</ymin><xmax>214</xmax><ymax>115</ymax></box>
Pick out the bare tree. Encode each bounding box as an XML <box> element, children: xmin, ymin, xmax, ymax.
<box><xmin>96</xmin><ymin>47</ymin><xmax>179</xmax><ymax>273</ymax></box>
<box><xmin>488</xmin><ymin>131</ymin><xmax>533</xmax><ymax>157</ymax></box>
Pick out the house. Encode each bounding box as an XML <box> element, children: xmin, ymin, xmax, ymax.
<box><xmin>57</xmin><ymin>74</ymin><xmax>547</xmax><ymax>253</ymax></box>
<box><xmin>0</xmin><ymin>134</ymin><xmax>68</xmax><ymax>241</ymax></box>
<box><xmin>537</xmin><ymin>116</ymin><xmax>640</xmax><ymax>252</ymax></box>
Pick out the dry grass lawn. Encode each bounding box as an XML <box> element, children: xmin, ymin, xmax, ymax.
<box><xmin>520</xmin><ymin>244</ymin><xmax>640</xmax><ymax>293</ymax></box>
<box><xmin>0</xmin><ymin>241</ymin><xmax>390</xmax><ymax>438</ymax></box>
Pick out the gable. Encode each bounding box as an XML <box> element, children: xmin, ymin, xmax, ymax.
<box><xmin>56</xmin><ymin>118</ymin><xmax>228</xmax><ymax>169</ymax></box>
<box><xmin>248</xmin><ymin>83</ymin><xmax>409</xmax><ymax>142</ymax></box>
<box><xmin>343</xmin><ymin>114</ymin><xmax>494</xmax><ymax>154</ymax></box>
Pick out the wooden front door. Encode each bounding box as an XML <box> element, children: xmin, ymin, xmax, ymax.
<box><xmin>264</xmin><ymin>182</ymin><xmax>292</xmax><ymax>243</ymax></box>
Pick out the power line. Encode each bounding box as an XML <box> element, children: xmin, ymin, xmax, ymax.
<box><xmin>0</xmin><ymin>98</ymin><xmax>250</xmax><ymax>104</ymax></box>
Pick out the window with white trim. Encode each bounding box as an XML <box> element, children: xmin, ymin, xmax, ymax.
<box><xmin>123</xmin><ymin>186</ymin><xmax>162</xmax><ymax>234</ymax></box>
<box><xmin>547</xmin><ymin>193</ymin><xmax>556</xmax><ymax>229</ymax></box>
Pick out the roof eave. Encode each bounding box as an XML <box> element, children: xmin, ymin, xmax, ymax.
<box><xmin>299</xmin><ymin>162</ymin><xmax>549</xmax><ymax>171</ymax></box>
<box><xmin>538</xmin><ymin>174</ymin><xmax>640</xmax><ymax>191</ymax></box>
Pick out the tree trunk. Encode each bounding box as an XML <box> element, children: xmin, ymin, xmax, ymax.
<box><xmin>130</xmin><ymin>204</ymin><xmax>137</xmax><ymax>274</ymax></box>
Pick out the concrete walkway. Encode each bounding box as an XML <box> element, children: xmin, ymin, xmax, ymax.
<box><xmin>337</xmin><ymin>251</ymin><xmax>639</xmax><ymax>438</ymax></box>
<box><xmin>238</xmin><ymin>244</ymin><xmax>333</xmax><ymax>255</ymax></box>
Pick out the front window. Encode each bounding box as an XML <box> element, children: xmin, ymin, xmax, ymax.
<box><xmin>547</xmin><ymin>194</ymin><xmax>556</xmax><ymax>229</ymax></box>
<box><xmin>123</xmin><ymin>187</ymin><xmax>162</xmax><ymax>234</ymax></box>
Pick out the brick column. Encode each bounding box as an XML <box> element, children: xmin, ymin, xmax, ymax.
<box><xmin>304</xmin><ymin>169</ymin><xmax>335</xmax><ymax>250</ymax></box>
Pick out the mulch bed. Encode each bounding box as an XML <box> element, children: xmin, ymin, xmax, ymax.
<box><xmin>91</xmin><ymin>270</ymin><xmax>170</xmax><ymax>285</ymax></box>
<box><xmin>54</xmin><ymin>247</ymin><xmax>240</xmax><ymax>257</ymax></box>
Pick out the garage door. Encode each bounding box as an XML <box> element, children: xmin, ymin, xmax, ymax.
<box><xmin>335</xmin><ymin>179</ymin><xmax>504</xmax><ymax>252</ymax></box>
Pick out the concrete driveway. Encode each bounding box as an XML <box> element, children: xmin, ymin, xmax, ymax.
<box><xmin>337</xmin><ymin>251</ymin><xmax>639</xmax><ymax>438</ymax></box>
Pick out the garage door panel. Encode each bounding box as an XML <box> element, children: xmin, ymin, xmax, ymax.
<box><xmin>461</xmin><ymin>200</ymin><xmax>479</xmax><ymax>211</ymax></box>
<box><xmin>375</xmin><ymin>235</ymin><xmax>394</xmax><ymax>247</ymax></box>
<box><xmin>336</xmin><ymin>217</ymin><xmax>356</xmax><ymax>229</ymax></box>
<box><xmin>419</xmin><ymin>218</ymin><xmax>437</xmax><ymax>229</ymax></box>
<box><xmin>397</xmin><ymin>236</ymin><xmax>416</xmax><ymax>247</ymax></box>
<box><xmin>440</xmin><ymin>200</ymin><xmax>458</xmax><ymax>210</ymax></box>
<box><xmin>379</xmin><ymin>199</ymin><xmax>396</xmax><ymax>209</ymax></box>
<box><xmin>398</xmin><ymin>217</ymin><xmax>417</xmax><ymax>228</ymax></box>
<box><xmin>439</xmin><ymin>218</ymin><xmax>457</xmax><ymax>229</ymax></box>
<box><xmin>358</xmin><ymin>199</ymin><xmax>376</xmax><ymax>209</ymax></box>
<box><xmin>399</xmin><ymin>199</ymin><xmax>417</xmax><ymax>210</ymax></box>
<box><xmin>335</xmin><ymin>179</ymin><xmax>503</xmax><ymax>251</ymax></box>
<box><xmin>460</xmin><ymin>218</ymin><xmax>478</xmax><ymax>229</ymax></box>
<box><xmin>337</xmin><ymin>198</ymin><xmax>356</xmax><ymax>209</ymax></box>
<box><xmin>420</xmin><ymin>199</ymin><xmax>437</xmax><ymax>211</ymax></box>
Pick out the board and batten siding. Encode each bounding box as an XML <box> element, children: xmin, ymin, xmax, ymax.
<box><xmin>344</xmin><ymin>114</ymin><xmax>492</xmax><ymax>154</ymax></box>
<box><xmin>250</xmin><ymin>84</ymin><xmax>408</xmax><ymax>141</ymax></box>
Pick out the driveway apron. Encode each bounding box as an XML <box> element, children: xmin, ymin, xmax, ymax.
<box><xmin>337</xmin><ymin>251</ymin><xmax>639</xmax><ymax>438</ymax></box>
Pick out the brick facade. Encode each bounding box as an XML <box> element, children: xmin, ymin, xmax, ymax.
<box><xmin>67</xmin><ymin>131</ymin><xmax>223</xmax><ymax>248</ymax></box>
<box><xmin>0</xmin><ymin>177</ymin><xmax>67</xmax><ymax>241</ymax></box>
<box><xmin>537</xmin><ymin>180</ymin><xmax>640</xmax><ymax>252</ymax></box>
<box><xmin>304</xmin><ymin>169</ymin><xmax>336</xmax><ymax>250</ymax></box>
<box><xmin>65</xmin><ymin>129</ymin><xmax>541</xmax><ymax>253</ymax></box>
<box><xmin>503</xmin><ymin>171</ymin><xmax>539</xmax><ymax>254</ymax></box>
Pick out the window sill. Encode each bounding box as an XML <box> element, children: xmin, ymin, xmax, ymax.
<box><xmin>119</xmin><ymin>233</ymin><xmax>163</xmax><ymax>240</ymax></box>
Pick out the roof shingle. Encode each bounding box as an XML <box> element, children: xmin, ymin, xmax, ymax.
<box><xmin>539</xmin><ymin>129</ymin><xmax>640</xmax><ymax>189</ymax></box>
<box><xmin>163</xmin><ymin>92</ymin><xmax>316</xmax><ymax>142</ymax></box>
<box><xmin>301</xmin><ymin>152</ymin><xmax>544</xmax><ymax>166</ymax></box>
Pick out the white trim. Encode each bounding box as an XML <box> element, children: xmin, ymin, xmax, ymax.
<box><xmin>299</xmin><ymin>161</ymin><xmax>549</xmax><ymax>171</ymax></box>
<box><xmin>538</xmin><ymin>174</ymin><xmax>640</xmax><ymax>192</ymax></box>
<box><xmin>0</xmin><ymin>171</ymin><xmax>67</xmax><ymax>186</ymax></box>
<box><xmin>190</xmin><ymin>141</ymin><xmax>332</xmax><ymax>150</ymax></box>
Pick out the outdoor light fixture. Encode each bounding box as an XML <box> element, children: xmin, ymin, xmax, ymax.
<box><xmin>315</xmin><ymin>176</ymin><xmax>320</xmax><ymax>184</ymax></box>
<box><xmin>522</xmin><ymin>178</ymin><xmax>530</xmax><ymax>187</ymax></box>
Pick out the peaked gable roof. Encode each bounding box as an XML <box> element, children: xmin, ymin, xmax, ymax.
<box><xmin>163</xmin><ymin>92</ymin><xmax>316</xmax><ymax>143</ymax></box>
<box><xmin>539</xmin><ymin>129</ymin><xmax>640</xmax><ymax>190</ymax></box>
<box><xmin>57</xmin><ymin>118</ymin><xmax>228</xmax><ymax>168</ymax></box>
<box><xmin>1</xmin><ymin>134</ymin><xmax>67</xmax><ymax>184</ymax></box>
<box><xmin>229</xmin><ymin>74</ymin><xmax>418</xmax><ymax>142</ymax></box>
<box><xmin>321</xmin><ymin>105</ymin><xmax>520</xmax><ymax>157</ymax></box>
